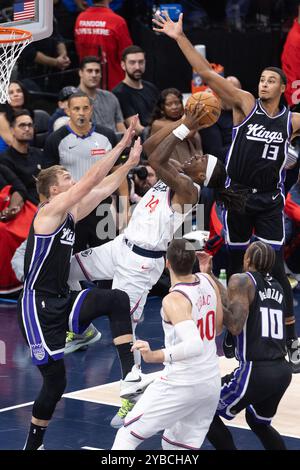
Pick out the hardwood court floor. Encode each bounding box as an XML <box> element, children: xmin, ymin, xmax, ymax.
<box><xmin>0</xmin><ymin>295</ymin><xmax>300</xmax><ymax>450</ymax></box>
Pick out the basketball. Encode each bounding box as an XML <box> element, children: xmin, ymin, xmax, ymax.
<box><xmin>185</xmin><ymin>91</ymin><xmax>221</xmax><ymax>127</ymax></box>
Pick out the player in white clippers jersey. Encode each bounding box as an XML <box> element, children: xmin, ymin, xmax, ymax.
<box><xmin>68</xmin><ymin>104</ymin><xmax>243</xmax><ymax>426</ymax></box>
<box><xmin>112</xmin><ymin>238</ymin><xmax>222</xmax><ymax>450</ymax></box>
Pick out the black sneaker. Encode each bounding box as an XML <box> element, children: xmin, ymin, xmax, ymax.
<box><xmin>223</xmin><ymin>330</ymin><xmax>236</xmax><ymax>359</ymax></box>
<box><xmin>286</xmin><ymin>338</ymin><xmax>300</xmax><ymax>373</ymax></box>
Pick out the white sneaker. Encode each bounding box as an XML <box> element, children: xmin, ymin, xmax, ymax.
<box><xmin>37</xmin><ymin>445</ymin><xmax>45</xmax><ymax>450</ymax></box>
<box><xmin>119</xmin><ymin>365</ymin><xmax>155</xmax><ymax>400</ymax></box>
<box><xmin>64</xmin><ymin>324</ymin><xmax>101</xmax><ymax>355</ymax></box>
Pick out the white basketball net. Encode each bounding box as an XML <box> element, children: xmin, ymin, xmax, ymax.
<box><xmin>0</xmin><ymin>28</ymin><xmax>32</xmax><ymax>104</ymax></box>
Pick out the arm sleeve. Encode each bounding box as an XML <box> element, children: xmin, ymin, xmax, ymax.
<box><xmin>163</xmin><ymin>320</ymin><xmax>203</xmax><ymax>363</ymax></box>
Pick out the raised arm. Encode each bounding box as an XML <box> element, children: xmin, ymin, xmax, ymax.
<box><xmin>145</xmin><ymin>104</ymin><xmax>205</xmax><ymax>204</ymax></box>
<box><xmin>153</xmin><ymin>12</ymin><xmax>254</xmax><ymax>115</ymax></box>
<box><xmin>36</xmin><ymin>117</ymin><xmax>138</xmax><ymax>230</ymax></box>
<box><xmin>76</xmin><ymin>138</ymin><xmax>143</xmax><ymax>221</ymax></box>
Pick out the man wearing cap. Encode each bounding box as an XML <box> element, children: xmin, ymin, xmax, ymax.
<box><xmin>48</xmin><ymin>86</ymin><xmax>77</xmax><ymax>134</ymax></box>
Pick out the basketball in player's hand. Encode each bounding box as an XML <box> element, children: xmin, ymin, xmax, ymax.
<box><xmin>185</xmin><ymin>91</ymin><xmax>221</xmax><ymax>128</ymax></box>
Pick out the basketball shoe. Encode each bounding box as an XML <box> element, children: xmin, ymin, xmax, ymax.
<box><xmin>64</xmin><ymin>324</ymin><xmax>101</xmax><ymax>354</ymax></box>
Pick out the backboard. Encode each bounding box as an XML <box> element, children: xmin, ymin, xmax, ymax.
<box><xmin>0</xmin><ymin>1</ymin><xmax>53</xmax><ymax>41</ymax></box>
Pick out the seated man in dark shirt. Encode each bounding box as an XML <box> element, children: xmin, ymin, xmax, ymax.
<box><xmin>0</xmin><ymin>109</ymin><xmax>45</xmax><ymax>205</ymax></box>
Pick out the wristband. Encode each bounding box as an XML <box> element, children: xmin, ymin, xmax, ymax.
<box><xmin>172</xmin><ymin>124</ymin><xmax>190</xmax><ymax>141</ymax></box>
<box><xmin>204</xmin><ymin>154</ymin><xmax>218</xmax><ymax>187</ymax></box>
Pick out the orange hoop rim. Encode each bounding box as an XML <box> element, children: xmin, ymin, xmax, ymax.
<box><xmin>0</xmin><ymin>27</ymin><xmax>32</xmax><ymax>44</ymax></box>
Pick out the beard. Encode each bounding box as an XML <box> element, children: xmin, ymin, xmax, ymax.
<box><xmin>126</xmin><ymin>70</ymin><xmax>143</xmax><ymax>82</ymax></box>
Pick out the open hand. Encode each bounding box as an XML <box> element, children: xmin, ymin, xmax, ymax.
<box><xmin>120</xmin><ymin>115</ymin><xmax>138</xmax><ymax>148</ymax></box>
<box><xmin>127</xmin><ymin>137</ymin><xmax>143</xmax><ymax>169</ymax></box>
<box><xmin>183</xmin><ymin>102</ymin><xmax>209</xmax><ymax>131</ymax></box>
<box><xmin>152</xmin><ymin>11</ymin><xmax>184</xmax><ymax>41</ymax></box>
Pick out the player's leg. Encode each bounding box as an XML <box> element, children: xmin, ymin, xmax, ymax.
<box><xmin>224</xmin><ymin>206</ymin><xmax>253</xmax><ymax>278</ymax></box>
<box><xmin>68</xmin><ymin>236</ymin><xmax>118</xmax><ymax>285</ymax></box>
<box><xmin>206</xmin><ymin>415</ymin><xmax>237</xmax><ymax>450</ymax></box>
<box><xmin>109</xmin><ymin>252</ymin><xmax>165</xmax><ymax>427</ymax></box>
<box><xmin>112</xmin><ymin>379</ymin><xmax>201</xmax><ymax>450</ymax></box>
<box><xmin>245</xmin><ymin>360</ymin><xmax>292</xmax><ymax>450</ymax></box>
<box><xmin>70</xmin><ymin>288</ymin><xmax>135</xmax><ymax>381</ymax></box>
<box><xmin>245</xmin><ymin>409</ymin><xmax>286</xmax><ymax>450</ymax></box>
<box><xmin>255</xmin><ymin>194</ymin><xmax>300</xmax><ymax>372</ymax></box>
<box><xmin>18</xmin><ymin>293</ymin><xmax>68</xmax><ymax>450</ymax></box>
<box><xmin>162</xmin><ymin>375</ymin><xmax>221</xmax><ymax>450</ymax></box>
<box><xmin>24</xmin><ymin>359</ymin><xmax>67</xmax><ymax>450</ymax></box>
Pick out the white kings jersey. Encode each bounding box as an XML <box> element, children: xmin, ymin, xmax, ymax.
<box><xmin>124</xmin><ymin>180</ymin><xmax>200</xmax><ymax>251</ymax></box>
<box><xmin>161</xmin><ymin>273</ymin><xmax>220</xmax><ymax>384</ymax></box>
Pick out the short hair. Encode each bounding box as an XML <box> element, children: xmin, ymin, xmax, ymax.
<box><xmin>167</xmin><ymin>239</ymin><xmax>196</xmax><ymax>276</ymax></box>
<box><xmin>79</xmin><ymin>56</ymin><xmax>101</xmax><ymax>70</ymax></box>
<box><xmin>262</xmin><ymin>67</ymin><xmax>287</xmax><ymax>85</ymax></box>
<box><xmin>246</xmin><ymin>241</ymin><xmax>276</xmax><ymax>275</ymax></box>
<box><xmin>67</xmin><ymin>91</ymin><xmax>92</xmax><ymax>106</ymax></box>
<box><xmin>36</xmin><ymin>165</ymin><xmax>68</xmax><ymax>199</ymax></box>
<box><xmin>10</xmin><ymin>108</ymin><xmax>33</xmax><ymax>127</ymax></box>
<box><xmin>122</xmin><ymin>45</ymin><xmax>145</xmax><ymax>62</ymax></box>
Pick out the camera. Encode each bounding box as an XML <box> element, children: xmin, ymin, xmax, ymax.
<box><xmin>129</xmin><ymin>166</ymin><xmax>148</xmax><ymax>180</ymax></box>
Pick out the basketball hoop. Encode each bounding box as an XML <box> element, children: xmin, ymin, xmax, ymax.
<box><xmin>0</xmin><ymin>27</ymin><xmax>32</xmax><ymax>104</ymax></box>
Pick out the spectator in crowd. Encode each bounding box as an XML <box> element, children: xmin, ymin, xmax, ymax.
<box><xmin>0</xmin><ymin>81</ymin><xmax>32</xmax><ymax>153</ymax></box>
<box><xmin>48</xmin><ymin>86</ymin><xmax>77</xmax><ymax>134</ymax></box>
<box><xmin>128</xmin><ymin>160</ymin><xmax>157</xmax><ymax>204</ymax></box>
<box><xmin>282</xmin><ymin>5</ymin><xmax>300</xmax><ymax>107</ymax></box>
<box><xmin>112</xmin><ymin>45</ymin><xmax>159</xmax><ymax>138</ymax></box>
<box><xmin>17</xmin><ymin>19</ymin><xmax>71</xmax><ymax>92</ymax></box>
<box><xmin>44</xmin><ymin>91</ymin><xmax>126</xmax><ymax>252</ymax></box>
<box><xmin>149</xmin><ymin>87</ymin><xmax>203</xmax><ymax>164</ymax></box>
<box><xmin>0</xmin><ymin>164</ymin><xmax>37</xmax><ymax>294</ymax></box>
<box><xmin>0</xmin><ymin>110</ymin><xmax>45</xmax><ymax>205</ymax></box>
<box><xmin>74</xmin><ymin>0</ymin><xmax>133</xmax><ymax>90</ymax></box>
<box><xmin>78</xmin><ymin>56</ymin><xmax>126</xmax><ymax>133</ymax></box>
<box><xmin>200</xmin><ymin>76</ymin><xmax>242</xmax><ymax>163</ymax></box>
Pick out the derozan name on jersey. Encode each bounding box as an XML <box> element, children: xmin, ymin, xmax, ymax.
<box><xmin>246</xmin><ymin>124</ymin><xmax>284</xmax><ymax>144</ymax></box>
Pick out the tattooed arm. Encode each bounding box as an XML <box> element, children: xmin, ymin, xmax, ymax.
<box><xmin>225</xmin><ymin>273</ymin><xmax>255</xmax><ymax>335</ymax></box>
